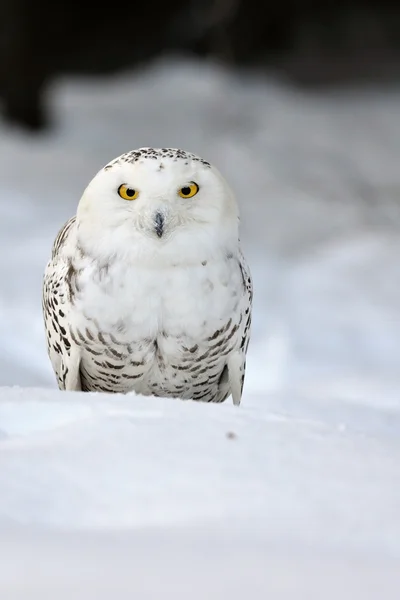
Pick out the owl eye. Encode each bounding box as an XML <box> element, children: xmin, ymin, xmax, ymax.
<box><xmin>178</xmin><ymin>182</ymin><xmax>199</xmax><ymax>198</ymax></box>
<box><xmin>118</xmin><ymin>184</ymin><xmax>139</xmax><ymax>201</ymax></box>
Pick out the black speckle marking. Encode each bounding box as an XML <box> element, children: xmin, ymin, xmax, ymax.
<box><xmin>52</xmin><ymin>216</ymin><xmax>76</xmax><ymax>260</ymax></box>
<box><xmin>86</xmin><ymin>346</ymin><xmax>102</xmax><ymax>356</ymax></box>
<box><xmin>98</xmin><ymin>332</ymin><xmax>107</xmax><ymax>344</ymax></box>
<box><xmin>85</xmin><ymin>328</ymin><xmax>94</xmax><ymax>341</ymax></box>
<box><xmin>65</xmin><ymin>259</ymin><xmax>82</xmax><ymax>303</ymax></box>
<box><xmin>104</xmin><ymin>361</ymin><xmax>125</xmax><ymax>370</ymax></box>
<box><xmin>106</xmin><ymin>347</ymin><xmax>125</xmax><ymax>360</ymax></box>
<box><xmin>69</xmin><ymin>330</ymin><xmax>81</xmax><ymax>346</ymax></box>
<box><xmin>130</xmin><ymin>359</ymin><xmax>145</xmax><ymax>367</ymax></box>
<box><xmin>109</xmin><ymin>333</ymin><xmax>125</xmax><ymax>346</ymax></box>
<box><xmin>171</xmin><ymin>363</ymin><xmax>192</xmax><ymax>372</ymax></box>
<box><xmin>77</xmin><ymin>329</ymin><xmax>86</xmax><ymax>343</ymax></box>
<box><xmin>106</xmin><ymin>147</ymin><xmax>211</xmax><ymax>169</ymax></box>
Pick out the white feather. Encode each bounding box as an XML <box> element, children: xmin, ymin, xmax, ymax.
<box><xmin>43</xmin><ymin>148</ymin><xmax>252</xmax><ymax>403</ymax></box>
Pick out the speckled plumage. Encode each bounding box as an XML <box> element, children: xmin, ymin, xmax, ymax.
<box><xmin>42</xmin><ymin>147</ymin><xmax>252</xmax><ymax>404</ymax></box>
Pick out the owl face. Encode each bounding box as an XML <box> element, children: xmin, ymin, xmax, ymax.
<box><xmin>77</xmin><ymin>148</ymin><xmax>239</xmax><ymax>264</ymax></box>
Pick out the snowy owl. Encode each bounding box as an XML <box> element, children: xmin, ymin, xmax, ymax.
<box><xmin>42</xmin><ymin>148</ymin><xmax>252</xmax><ymax>404</ymax></box>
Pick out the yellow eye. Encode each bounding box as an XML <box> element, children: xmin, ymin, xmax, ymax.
<box><xmin>178</xmin><ymin>182</ymin><xmax>199</xmax><ymax>199</ymax></box>
<box><xmin>118</xmin><ymin>184</ymin><xmax>139</xmax><ymax>201</ymax></box>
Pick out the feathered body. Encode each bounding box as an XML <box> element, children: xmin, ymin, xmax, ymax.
<box><xmin>43</xmin><ymin>148</ymin><xmax>252</xmax><ymax>404</ymax></box>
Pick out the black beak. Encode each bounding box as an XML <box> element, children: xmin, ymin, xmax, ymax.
<box><xmin>154</xmin><ymin>211</ymin><xmax>164</xmax><ymax>238</ymax></box>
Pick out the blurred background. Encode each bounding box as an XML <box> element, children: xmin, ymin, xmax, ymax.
<box><xmin>0</xmin><ymin>0</ymin><xmax>399</xmax><ymax>401</ymax></box>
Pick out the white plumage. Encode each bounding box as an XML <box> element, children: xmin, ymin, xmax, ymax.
<box><xmin>42</xmin><ymin>148</ymin><xmax>252</xmax><ymax>404</ymax></box>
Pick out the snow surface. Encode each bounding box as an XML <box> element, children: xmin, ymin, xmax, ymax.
<box><xmin>1</xmin><ymin>389</ymin><xmax>400</xmax><ymax>599</ymax></box>
<box><xmin>0</xmin><ymin>57</ymin><xmax>399</xmax><ymax>597</ymax></box>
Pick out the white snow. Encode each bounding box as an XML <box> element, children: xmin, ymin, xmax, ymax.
<box><xmin>0</xmin><ymin>57</ymin><xmax>399</xmax><ymax>598</ymax></box>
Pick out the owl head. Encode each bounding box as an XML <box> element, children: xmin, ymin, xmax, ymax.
<box><xmin>77</xmin><ymin>148</ymin><xmax>240</xmax><ymax>265</ymax></box>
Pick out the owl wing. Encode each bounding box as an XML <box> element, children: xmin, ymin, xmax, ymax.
<box><xmin>218</xmin><ymin>249</ymin><xmax>253</xmax><ymax>405</ymax></box>
<box><xmin>42</xmin><ymin>216</ymin><xmax>82</xmax><ymax>390</ymax></box>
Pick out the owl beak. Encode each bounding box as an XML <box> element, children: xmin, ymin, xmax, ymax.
<box><xmin>153</xmin><ymin>211</ymin><xmax>165</xmax><ymax>238</ymax></box>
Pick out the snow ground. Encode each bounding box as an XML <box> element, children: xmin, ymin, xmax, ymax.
<box><xmin>0</xmin><ymin>57</ymin><xmax>399</xmax><ymax>597</ymax></box>
<box><xmin>1</xmin><ymin>389</ymin><xmax>399</xmax><ymax>599</ymax></box>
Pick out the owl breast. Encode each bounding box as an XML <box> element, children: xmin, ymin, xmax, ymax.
<box><xmin>69</xmin><ymin>255</ymin><xmax>245</xmax><ymax>400</ymax></box>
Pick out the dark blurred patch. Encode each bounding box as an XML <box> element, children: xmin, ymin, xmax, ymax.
<box><xmin>0</xmin><ymin>0</ymin><xmax>399</xmax><ymax>131</ymax></box>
